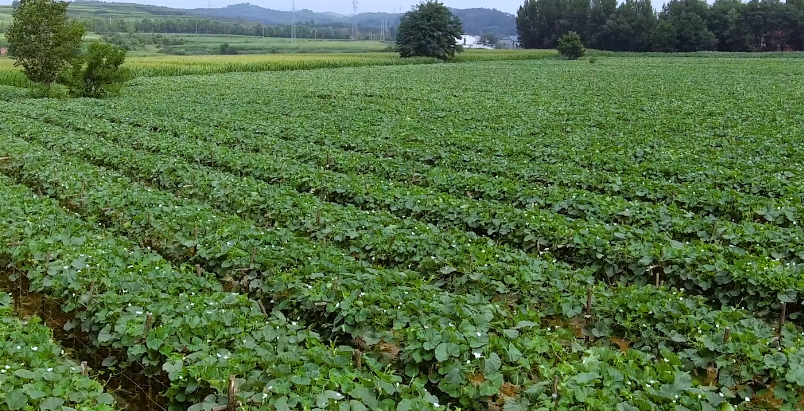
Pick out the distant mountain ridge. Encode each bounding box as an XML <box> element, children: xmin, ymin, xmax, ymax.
<box><xmin>192</xmin><ymin>3</ymin><xmax>516</xmax><ymax>35</ymax></box>
<box><xmin>64</xmin><ymin>1</ymin><xmax>517</xmax><ymax>35</ymax></box>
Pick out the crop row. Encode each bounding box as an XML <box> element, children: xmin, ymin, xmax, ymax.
<box><xmin>202</xmin><ymin>113</ymin><xmax>804</xmax><ymax>202</ymax></box>
<box><xmin>5</xmin><ymin>108</ymin><xmax>800</xmax><ymax>314</ymax></box>
<box><xmin>0</xmin><ymin>294</ymin><xmax>116</xmax><ymax>411</ymax></box>
<box><xmin>28</xmin><ymin>80</ymin><xmax>804</xmax><ymax>227</ymax></box>
<box><xmin>64</xmin><ymin>108</ymin><xmax>804</xmax><ymax>261</ymax></box>
<box><xmin>0</xmin><ymin>114</ymin><xmax>582</xmax><ymax>299</ymax></box>
<box><xmin>0</xmin><ymin>175</ymin><xmax>444</xmax><ymax>410</ymax></box>
<box><xmin>16</xmin><ymin>103</ymin><xmax>804</xmax><ymax>273</ymax></box>
<box><xmin>2</xmin><ymin>133</ymin><xmax>803</xmax><ymax>408</ymax></box>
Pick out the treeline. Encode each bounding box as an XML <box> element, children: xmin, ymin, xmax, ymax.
<box><xmin>517</xmin><ymin>0</ymin><xmax>804</xmax><ymax>52</ymax></box>
<box><xmin>79</xmin><ymin>17</ymin><xmax>354</xmax><ymax>39</ymax></box>
<box><xmin>101</xmin><ymin>33</ymin><xmax>185</xmax><ymax>51</ymax></box>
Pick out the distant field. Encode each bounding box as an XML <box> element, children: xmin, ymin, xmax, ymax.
<box><xmin>156</xmin><ymin>34</ymin><xmax>392</xmax><ymax>55</ymax></box>
<box><xmin>0</xmin><ymin>49</ymin><xmax>557</xmax><ymax>87</ymax></box>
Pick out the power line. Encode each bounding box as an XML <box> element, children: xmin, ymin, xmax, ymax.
<box><xmin>351</xmin><ymin>0</ymin><xmax>358</xmax><ymax>40</ymax></box>
<box><xmin>291</xmin><ymin>1</ymin><xmax>297</xmax><ymax>44</ymax></box>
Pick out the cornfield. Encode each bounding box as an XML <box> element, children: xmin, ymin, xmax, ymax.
<box><xmin>0</xmin><ymin>50</ymin><xmax>557</xmax><ymax>87</ymax></box>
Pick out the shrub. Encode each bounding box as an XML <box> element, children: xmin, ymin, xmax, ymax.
<box><xmin>557</xmin><ymin>31</ymin><xmax>585</xmax><ymax>60</ymax></box>
<box><xmin>219</xmin><ymin>43</ymin><xmax>239</xmax><ymax>55</ymax></box>
<box><xmin>59</xmin><ymin>42</ymin><xmax>130</xmax><ymax>98</ymax></box>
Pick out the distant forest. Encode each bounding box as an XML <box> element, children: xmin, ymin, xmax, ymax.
<box><xmin>517</xmin><ymin>0</ymin><xmax>804</xmax><ymax>52</ymax></box>
<box><xmin>80</xmin><ymin>18</ymin><xmax>356</xmax><ymax>40</ymax></box>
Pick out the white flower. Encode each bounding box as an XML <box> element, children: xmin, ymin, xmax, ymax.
<box><xmin>262</xmin><ymin>393</ymin><xmax>268</xmax><ymax>399</ymax></box>
<box><xmin>434</xmin><ymin>402</ymin><xmax>440</xmax><ymax>408</ymax></box>
<box><xmin>476</xmin><ymin>332</ymin><xmax>482</xmax><ymax>336</ymax></box>
<box><xmin>473</xmin><ymin>352</ymin><xmax>482</xmax><ymax>359</ymax></box>
<box><xmin>47</xmin><ymin>368</ymin><xmax>53</xmax><ymax>372</ymax></box>
<box><xmin>136</xmin><ymin>311</ymin><xmax>143</xmax><ymax>315</ymax></box>
<box><xmin>719</xmin><ymin>393</ymin><xmax>724</xmax><ymax>397</ymax></box>
<box><xmin>664</xmin><ymin>358</ymin><xmax>669</xmax><ymax>362</ymax></box>
<box><xmin>31</xmin><ymin>347</ymin><xmax>38</xmax><ymax>351</ymax></box>
<box><xmin>745</xmin><ymin>397</ymin><xmax>750</xmax><ymax>402</ymax></box>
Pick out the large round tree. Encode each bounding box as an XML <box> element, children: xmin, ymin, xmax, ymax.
<box><xmin>6</xmin><ymin>0</ymin><xmax>84</xmax><ymax>93</ymax></box>
<box><xmin>396</xmin><ymin>1</ymin><xmax>464</xmax><ymax>60</ymax></box>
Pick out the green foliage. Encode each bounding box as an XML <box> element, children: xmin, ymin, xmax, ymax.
<box><xmin>219</xmin><ymin>42</ymin><xmax>238</xmax><ymax>55</ymax></box>
<box><xmin>396</xmin><ymin>1</ymin><xmax>464</xmax><ymax>60</ymax></box>
<box><xmin>59</xmin><ymin>42</ymin><xmax>129</xmax><ymax>98</ymax></box>
<box><xmin>5</xmin><ymin>0</ymin><xmax>84</xmax><ymax>91</ymax></box>
<box><xmin>557</xmin><ymin>31</ymin><xmax>585</xmax><ymax>59</ymax></box>
<box><xmin>650</xmin><ymin>19</ymin><xmax>678</xmax><ymax>52</ymax></box>
<box><xmin>0</xmin><ymin>296</ymin><xmax>115</xmax><ymax>410</ymax></box>
<box><xmin>517</xmin><ymin>0</ymin><xmax>591</xmax><ymax>49</ymax></box>
<box><xmin>479</xmin><ymin>32</ymin><xmax>500</xmax><ymax>46</ymax></box>
<box><xmin>102</xmin><ymin>32</ymin><xmax>186</xmax><ymax>51</ymax></box>
<box><xmin>2</xmin><ymin>58</ymin><xmax>804</xmax><ymax>410</ymax></box>
<box><xmin>517</xmin><ymin>0</ymin><xmax>804</xmax><ymax>52</ymax></box>
<box><xmin>659</xmin><ymin>0</ymin><xmax>717</xmax><ymax>52</ymax></box>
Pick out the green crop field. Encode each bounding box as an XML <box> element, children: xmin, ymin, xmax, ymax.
<box><xmin>1</xmin><ymin>56</ymin><xmax>804</xmax><ymax>411</ymax></box>
<box><xmin>153</xmin><ymin>35</ymin><xmax>392</xmax><ymax>55</ymax></box>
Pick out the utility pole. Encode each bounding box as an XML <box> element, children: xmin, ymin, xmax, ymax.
<box><xmin>351</xmin><ymin>0</ymin><xmax>358</xmax><ymax>40</ymax></box>
<box><xmin>291</xmin><ymin>0</ymin><xmax>297</xmax><ymax>44</ymax></box>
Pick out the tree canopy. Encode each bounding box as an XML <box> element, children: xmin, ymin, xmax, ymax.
<box><xmin>516</xmin><ymin>0</ymin><xmax>804</xmax><ymax>52</ymax></box>
<box><xmin>396</xmin><ymin>1</ymin><xmax>464</xmax><ymax>60</ymax></box>
<box><xmin>6</xmin><ymin>0</ymin><xmax>84</xmax><ymax>89</ymax></box>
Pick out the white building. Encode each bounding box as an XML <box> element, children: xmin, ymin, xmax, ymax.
<box><xmin>456</xmin><ymin>35</ymin><xmax>494</xmax><ymax>49</ymax></box>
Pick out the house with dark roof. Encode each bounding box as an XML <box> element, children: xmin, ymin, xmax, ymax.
<box><xmin>498</xmin><ymin>35</ymin><xmax>520</xmax><ymax>49</ymax></box>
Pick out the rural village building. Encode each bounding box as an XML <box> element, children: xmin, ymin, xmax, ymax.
<box><xmin>456</xmin><ymin>35</ymin><xmax>493</xmax><ymax>49</ymax></box>
<box><xmin>498</xmin><ymin>35</ymin><xmax>521</xmax><ymax>49</ymax></box>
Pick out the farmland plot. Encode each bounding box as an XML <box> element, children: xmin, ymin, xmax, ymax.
<box><xmin>1</xmin><ymin>57</ymin><xmax>804</xmax><ymax>410</ymax></box>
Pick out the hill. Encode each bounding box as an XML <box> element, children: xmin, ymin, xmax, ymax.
<box><xmin>192</xmin><ymin>4</ymin><xmax>517</xmax><ymax>35</ymax></box>
<box><xmin>0</xmin><ymin>1</ymin><xmax>517</xmax><ymax>36</ymax></box>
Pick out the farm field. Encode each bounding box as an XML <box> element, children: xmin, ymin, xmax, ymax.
<box><xmin>0</xmin><ymin>57</ymin><xmax>803</xmax><ymax>410</ymax></box>
<box><xmin>0</xmin><ymin>49</ymin><xmax>555</xmax><ymax>88</ymax></box>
